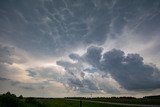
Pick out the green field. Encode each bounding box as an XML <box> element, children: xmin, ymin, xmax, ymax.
<box><xmin>36</xmin><ymin>98</ymin><xmax>126</xmax><ymax>107</ymax></box>
<box><xmin>0</xmin><ymin>97</ymin><xmax>126</xmax><ymax>107</ymax></box>
<box><xmin>74</xmin><ymin>97</ymin><xmax>160</xmax><ymax>105</ymax></box>
<box><xmin>1</xmin><ymin>92</ymin><xmax>160</xmax><ymax>107</ymax></box>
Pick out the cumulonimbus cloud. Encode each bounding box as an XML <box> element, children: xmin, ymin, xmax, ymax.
<box><xmin>57</xmin><ymin>46</ymin><xmax>160</xmax><ymax>92</ymax></box>
<box><xmin>101</xmin><ymin>49</ymin><xmax>160</xmax><ymax>90</ymax></box>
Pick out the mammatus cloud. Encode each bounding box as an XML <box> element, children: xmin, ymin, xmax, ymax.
<box><xmin>1</xmin><ymin>0</ymin><xmax>160</xmax><ymax>57</ymax></box>
<box><xmin>0</xmin><ymin>0</ymin><xmax>160</xmax><ymax>97</ymax></box>
<box><xmin>57</xmin><ymin>46</ymin><xmax>160</xmax><ymax>92</ymax></box>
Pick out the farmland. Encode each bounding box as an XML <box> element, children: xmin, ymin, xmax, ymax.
<box><xmin>0</xmin><ymin>92</ymin><xmax>160</xmax><ymax>107</ymax></box>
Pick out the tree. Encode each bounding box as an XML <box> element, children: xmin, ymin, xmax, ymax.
<box><xmin>19</xmin><ymin>95</ymin><xmax>23</xmax><ymax>99</ymax></box>
<box><xmin>0</xmin><ymin>92</ymin><xmax>19</xmax><ymax>107</ymax></box>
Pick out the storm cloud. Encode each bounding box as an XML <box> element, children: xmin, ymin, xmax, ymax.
<box><xmin>1</xmin><ymin>0</ymin><xmax>160</xmax><ymax>97</ymax></box>
<box><xmin>101</xmin><ymin>49</ymin><xmax>160</xmax><ymax>90</ymax></box>
<box><xmin>83</xmin><ymin>46</ymin><xmax>103</xmax><ymax>68</ymax></box>
<box><xmin>58</xmin><ymin>46</ymin><xmax>160</xmax><ymax>91</ymax></box>
<box><xmin>27</xmin><ymin>66</ymin><xmax>63</xmax><ymax>82</ymax></box>
<box><xmin>1</xmin><ymin>0</ymin><xmax>160</xmax><ymax>57</ymax></box>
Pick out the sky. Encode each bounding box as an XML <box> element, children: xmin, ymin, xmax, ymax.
<box><xmin>0</xmin><ymin>0</ymin><xmax>160</xmax><ymax>98</ymax></box>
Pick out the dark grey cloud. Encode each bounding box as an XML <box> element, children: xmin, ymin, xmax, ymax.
<box><xmin>67</xmin><ymin>77</ymin><xmax>99</xmax><ymax>93</ymax></box>
<box><xmin>0</xmin><ymin>44</ymin><xmax>25</xmax><ymax>66</ymax></box>
<box><xmin>56</xmin><ymin>49</ymin><xmax>119</xmax><ymax>93</ymax></box>
<box><xmin>0</xmin><ymin>77</ymin><xmax>8</xmax><ymax>81</ymax></box>
<box><xmin>21</xmin><ymin>85</ymin><xmax>35</xmax><ymax>90</ymax></box>
<box><xmin>19</xmin><ymin>82</ymin><xmax>48</xmax><ymax>90</ymax></box>
<box><xmin>0</xmin><ymin>44</ymin><xmax>15</xmax><ymax>64</ymax></box>
<box><xmin>10</xmin><ymin>81</ymin><xmax>20</xmax><ymax>87</ymax></box>
<box><xmin>82</xmin><ymin>79</ymin><xmax>98</xmax><ymax>91</ymax></box>
<box><xmin>59</xmin><ymin>46</ymin><xmax>160</xmax><ymax>91</ymax></box>
<box><xmin>56</xmin><ymin>60</ymin><xmax>75</xmax><ymax>69</ymax></box>
<box><xmin>56</xmin><ymin>58</ymin><xmax>99</xmax><ymax>92</ymax></box>
<box><xmin>69</xmin><ymin>53</ymin><xmax>81</xmax><ymax>61</ymax></box>
<box><xmin>101</xmin><ymin>49</ymin><xmax>125</xmax><ymax>70</ymax></box>
<box><xmin>0</xmin><ymin>63</ymin><xmax>21</xmax><ymax>81</ymax></box>
<box><xmin>1</xmin><ymin>0</ymin><xmax>160</xmax><ymax>57</ymax></box>
<box><xmin>0</xmin><ymin>74</ymin><xmax>50</xmax><ymax>91</ymax></box>
<box><xmin>101</xmin><ymin>49</ymin><xmax>160</xmax><ymax>90</ymax></box>
<box><xmin>0</xmin><ymin>44</ymin><xmax>25</xmax><ymax>82</ymax></box>
<box><xmin>99</xmin><ymin>83</ymin><xmax>119</xmax><ymax>94</ymax></box>
<box><xmin>26</xmin><ymin>66</ymin><xmax>98</xmax><ymax>92</ymax></box>
<box><xmin>83</xmin><ymin>46</ymin><xmax>103</xmax><ymax>68</ymax></box>
<box><xmin>27</xmin><ymin>69</ymin><xmax>37</xmax><ymax>77</ymax></box>
<box><xmin>27</xmin><ymin>67</ymin><xmax>63</xmax><ymax>82</ymax></box>
<box><xmin>0</xmin><ymin>76</ymin><xmax>20</xmax><ymax>87</ymax></box>
<box><xmin>1</xmin><ymin>0</ymin><xmax>160</xmax><ymax>96</ymax></box>
<box><xmin>0</xmin><ymin>0</ymin><xmax>107</xmax><ymax>56</ymax></box>
<box><xmin>68</xmin><ymin>78</ymin><xmax>83</xmax><ymax>89</ymax></box>
<box><xmin>56</xmin><ymin>60</ymin><xmax>84</xmax><ymax>76</ymax></box>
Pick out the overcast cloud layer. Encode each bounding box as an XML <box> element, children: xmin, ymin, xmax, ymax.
<box><xmin>0</xmin><ymin>0</ymin><xmax>160</xmax><ymax>97</ymax></box>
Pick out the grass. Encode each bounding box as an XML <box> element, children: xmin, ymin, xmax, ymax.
<box><xmin>1</xmin><ymin>92</ymin><xmax>160</xmax><ymax>107</ymax></box>
<box><xmin>37</xmin><ymin>98</ymin><xmax>79</xmax><ymax>107</ymax></box>
<box><xmin>36</xmin><ymin>98</ymin><xmax>127</xmax><ymax>107</ymax></box>
<box><xmin>79</xmin><ymin>98</ymin><xmax>160</xmax><ymax>105</ymax></box>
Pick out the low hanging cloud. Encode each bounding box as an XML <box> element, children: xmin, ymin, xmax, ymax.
<box><xmin>57</xmin><ymin>46</ymin><xmax>160</xmax><ymax>92</ymax></box>
<box><xmin>83</xmin><ymin>46</ymin><xmax>103</xmax><ymax>68</ymax></box>
<box><xmin>26</xmin><ymin>66</ymin><xmax>64</xmax><ymax>83</ymax></box>
<box><xmin>56</xmin><ymin>47</ymin><xmax>120</xmax><ymax>93</ymax></box>
<box><xmin>56</xmin><ymin>60</ymin><xmax>100</xmax><ymax>93</ymax></box>
<box><xmin>101</xmin><ymin>49</ymin><xmax>160</xmax><ymax>90</ymax></box>
<box><xmin>0</xmin><ymin>44</ymin><xmax>30</xmax><ymax>82</ymax></box>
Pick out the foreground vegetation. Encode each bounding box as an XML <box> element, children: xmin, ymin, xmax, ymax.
<box><xmin>0</xmin><ymin>93</ymin><xmax>123</xmax><ymax>107</ymax></box>
<box><xmin>67</xmin><ymin>96</ymin><xmax>160</xmax><ymax>105</ymax></box>
<box><xmin>0</xmin><ymin>92</ymin><xmax>125</xmax><ymax>107</ymax></box>
<box><xmin>0</xmin><ymin>92</ymin><xmax>160</xmax><ymax>107</ymax></box>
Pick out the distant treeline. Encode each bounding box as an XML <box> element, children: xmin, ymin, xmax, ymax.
<box><xmin>65</xmin><ymin>97</ymin><xmax>136</xmax><ymax>100</ymax></box>
<box><xmin>65</xmin><ymin>95</ymin><xmax>160</xmax><ymax>105</ymax></box>
<box><xmin>0</xmin><ymin>92</ymin><xmax>160</xmax><ymax>107</ymax></box>
<box><xmin>65</xmin><ymin>95</ymin><xmax>160</xmax><ymax>99</ymax></box>
<box><xmin>143</xmin><ymin>95</ymin><xmax>160</xmax><ymax>99</ymax></box>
